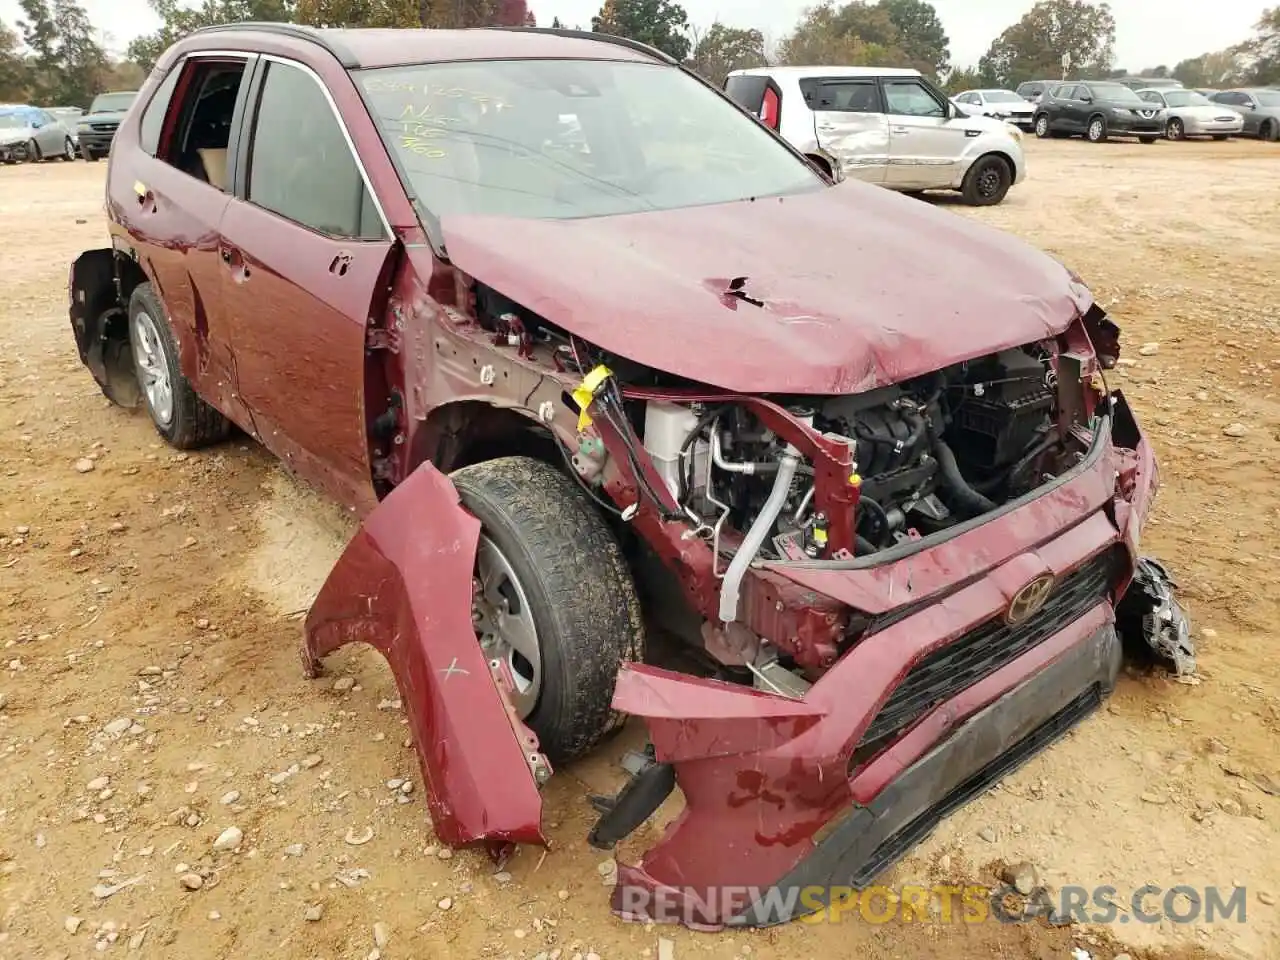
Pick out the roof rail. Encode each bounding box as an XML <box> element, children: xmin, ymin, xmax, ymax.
<box><xmin>188</xmin><ymin>21</ymin><xmax>360</xmax><ymax>68</ymax></box>
<box><xmin>482</xmin><ymin>26</ymin><xmax>677</xmax><ymax>65</ymax></box>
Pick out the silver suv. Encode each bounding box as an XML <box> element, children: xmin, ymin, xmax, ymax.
<box><xmin>726</xmin><ymin>66</ymin><xmax>1026</xmax><ymax>206</ymax></box>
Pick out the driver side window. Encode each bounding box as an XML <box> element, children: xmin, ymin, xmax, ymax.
<box><xmin>883</xmin><ymin>80</ymin><xmax>945</xmax><ymax>118</ymax></box>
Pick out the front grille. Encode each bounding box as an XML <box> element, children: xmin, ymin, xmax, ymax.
<box><xmin>90</xmin><ymin>122</ymin><xmax>118</xmax><ymax>132</ymax></box>
<box><xmin>853</xmin><ymin>548</ymin><xmax>1119</xmax><ymax>757</ymax></box>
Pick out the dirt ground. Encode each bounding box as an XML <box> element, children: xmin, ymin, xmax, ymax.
<box><xmin>1</xmin><ymin>138</ymin><xmax>1277</xmax><ymax>960</ymax></box>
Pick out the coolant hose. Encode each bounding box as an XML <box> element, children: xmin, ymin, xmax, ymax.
<box><xmin>928</xmin><ymin>424</ymin><xmax>997</xmax><ymax>514</ymax></box>
<box><xmin>718</xmin><ymin>452</ymin><xmax>800</xmax><ymax>623</ymax></box>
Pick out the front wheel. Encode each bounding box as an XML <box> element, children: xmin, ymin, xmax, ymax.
<box><xmin>451</xmin><ymin>456</ymin><xmax>645</xmax><ymax>765</ymax></box>
<box><xmin>62</xmin><ymin>138</ymin><xmax>76</xmax><ymax>161</ymax></box>
<box><xmin>1166</xmin><ymin>118</ymin><xmax>1184</xmax><ymax>141</ymax></box>
<box><xmin>127</xmin><ymin>283</ymin><xmax>231</xmax><ymax>449</ymax></box>
<box><xmin>961</xmin><ymin>155</ymin><xmax>1012</xmax><ymax>206</ymax></box>
<box><xmin>84</xmin><ymin>149</ymin><xmax>100</xmax><ymax>162</ymax></box>
<box><xmin>1034</xmin><ymin>114</ymin><xmax>1050</xmax><ymax>138</ymax></box>
<box><xmin>1261</xmin><ymin>119</ymin><xmax>1278</xmax><ymax>142</ymax></box>
<box><xmin>1086</xmin><ymin>116</ymin><xmax>1108</xmax><ymax>143</ymax></box>
<box><xmin>25</xmin><ymin>139</ymin><xmax>41</xmax><ymax>162</ymax></box>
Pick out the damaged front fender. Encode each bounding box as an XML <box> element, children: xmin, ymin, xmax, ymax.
<box><xmin>303</xmin><ymin>463</ymin><xmax>551</xmax><ymax>848</ymax></box>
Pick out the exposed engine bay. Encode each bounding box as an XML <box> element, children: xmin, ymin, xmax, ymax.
<box><xmin>641</xmin><ymin>344</ymin><xmax>1079</xmax><ymax>562</ymax></box>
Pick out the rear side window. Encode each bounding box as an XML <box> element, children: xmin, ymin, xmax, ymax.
<box><xmin>799</xmin><ymin>78</ymin><xmax>882</xmax><ymax>113</ymax></box>
<box><xmin>247</xmin><ymin>60</ymin><xmax>382</xmax><ymax>240</ymax></box>
<box><xmin>155</xmin><ymin>58</ymin><xmax>248</xmax><ymax>191</ymax></box>
<box><xmin>139</xmin><ymin>66</ymin><xmax>182</xmax><ymax>156</ymax></box>
<box><xmin>725</xmin><ymin>75</ymin><xmax>768</xmax><ymax>113</ymax></box>
<box><xmin>724</xmin><ymin>75</ymin><xmax>781</xmax><ymax>129</ymax></box>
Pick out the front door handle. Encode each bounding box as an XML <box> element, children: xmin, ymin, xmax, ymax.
<box><xmin>891</xmin><ymin>126</ymin><xmax>909</xmax><ymax>134</ymax></box>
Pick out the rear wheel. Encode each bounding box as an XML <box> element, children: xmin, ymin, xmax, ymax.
<box><xmin>1166</xmin><ymin>117</ymin><xmax>1184</xmax><ymax>141</ymax></box>
<box><xmin>451</xmin><ymin>456</ymin><xmax>645</xmax><ymax>765</ymax></box>
<box><xmin>1086</xmin><ymin>116</ymin><xmax>1108</xmax><ymax>143</ymax></box>
<box><xmin>961</xmin><ymin>154</ymin><xmax>1012</xmax><ymax>206</ymax></box>
<box><xmin>1033</xmin><ymin>114</ymin><xmax>1050</xmax><ymax>138</ymax></box>
<box><xmin>127</xmin><ymin>283</ymin><xmax>231</xmax><ymax>449</ymax></box>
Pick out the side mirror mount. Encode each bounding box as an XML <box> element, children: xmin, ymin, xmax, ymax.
<box><xmin>1079</xmin><ymin>95</ymin><xmax>1093</xmax><ymax>104</ymax></box>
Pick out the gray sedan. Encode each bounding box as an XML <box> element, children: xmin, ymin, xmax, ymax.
<box><xmin>1209</xmin><ymin>88</ymin><xmax>1280</xmax><ymax>141</ymax></box>
<box><xmin>0</xmin><ymin>105</ymin><xmax>77</xmax><ymax>162</ymax></box>
<box><xmin>1136</xmin><ymin>88</ymin><xmax>1243</xmax><ymax>140</ymax></box>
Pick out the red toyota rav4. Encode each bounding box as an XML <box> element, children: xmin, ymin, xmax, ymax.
<box><xmin>69</xmin><ymin>23</ymin><xmax>1194</xmax><ymax>928</ymax></box>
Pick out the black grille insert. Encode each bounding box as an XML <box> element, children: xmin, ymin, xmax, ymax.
<box><xmin>853</xmin><ymin>548</ymin><xmax>1119</xmax><ymax>759</ymax></box>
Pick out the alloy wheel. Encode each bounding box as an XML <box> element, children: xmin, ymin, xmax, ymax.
<box><xmin>131</xmin><ymin>308</ymin><xmax>174</xmax><ymax>427</ymax></box>
<box><xmin>472</xmin><ymin>534</ymin><xmax>543</xmax><ymax>718</ymax></box>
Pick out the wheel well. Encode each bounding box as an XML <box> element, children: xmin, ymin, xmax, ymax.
<box><xmin>411</xmin><ymin>402</ymin><xmax>561</xmax><ymax>476</ymax></box>
<box><xmin>974</xmin><ymin>151</ymin><xmax>1014</xmax><ymax>178</ymax></box>
<box><xmin>805</xmin><ymin>153</ymin><xmax>833</xmax><ymax>179</ymax></box>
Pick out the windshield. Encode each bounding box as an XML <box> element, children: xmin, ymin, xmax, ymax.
<box><xmin>0</xmin><ymin>113</ymin><xmax>30</xmax><ymax>130</ymax></box>
<box><xmin>1089</xmin><ymin>84</ymin><xmax>1144</xmax><ymax>103</ymax></box>
<box><xmin>982</xmin><ymin>90</ymin><xmax>1024</xmax><ymax>102</ymax></box>
<box><xmin>357</xmin><ymin>59</ymin><xmax>823</xmax><ymax>232</ymax></box>
<box><xmin>89</xmin><ymin>92</ymin><xmax>136</xmax><ymax>113</ymax></box>
<box><xmin>1256</xmin><ymin>90</ymin><xmax>1280</xmax><ymax>106</ymax></box>
<box><xmin>1162</xmin><ymin>91</ymin><xmax>1211</xmax><ymax>107</ymax></box>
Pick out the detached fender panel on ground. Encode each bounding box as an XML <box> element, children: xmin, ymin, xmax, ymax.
<box><xmin>302</xmin><ymin>462</ymin><xmax>550</xmax><ymax>848</ymax></box>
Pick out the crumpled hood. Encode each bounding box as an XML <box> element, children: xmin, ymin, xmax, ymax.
<box><xmin>439</xmin><ymin>180</ymin><xmax>1093</xmax><ymax>394</ymax></box>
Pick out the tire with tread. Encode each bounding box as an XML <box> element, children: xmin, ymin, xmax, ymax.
<box><xmin>450</xmin><ymin>456</ymin><xmax>644</xmax><ymax>765</ymax></box>
<box><xmin>1086</xmin><ymin>115</ymin><xmax>1108</xmax><ymax>142</ymax></box>
<box><xmin>62</xmin><ymin>138</ymin><xmax>76</xmax><ymax>161</ymax></box>
<box><xmin>1261</xmin><ymin>119</ymin><xmax>1278</xmax><ymax>142</ymax></box>
<box><xmin>961</xmin><ymin>154</ymin><xmax>1012</xmax><ymax>206</ymax></box>
<box><xmin>1033</xmin><ymin>114</ymin><xmax>1050</xmax><ymax>138</ymax></box>
<box><xmin>26</xmin><ymin>138</ymin><xmax>41</xmax><ymax>162</ymax></box>
<box><xmin>128</xmin><ymin>283</ymin><xmax>230</xmax><ymax>449</ymax></box>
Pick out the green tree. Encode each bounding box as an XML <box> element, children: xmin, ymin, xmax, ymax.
<box><xmin>126</xmin><ymin>0</ymin><xmax>295</xmax><ymax>71</ymax></box>
<box><xmin>1172</xmin><ymin>49</ymin><xmax>1245</xmax><ymax>88</ymax></box>
<box><xmin>977</xmin><ymin>0</ymin><xmax>1116</xmax><ymax>89</ymax></box>
<box><xmin>779</xmin><ymin>2</ymin><xmax>907</xmax><ymax>69</ymax></box>
<box><xmin>688</xmin><ymin>22</ymin><xmax>766</xmax><ymax>85</ymax></box>
<box><xmin>1241</xmin><ymin>6</ymin><xmax>1280</xmax><ymax>85</ymax></box>
<box><xmin>551</xmin><ymin>15</ymin><xmax>564</xmax><ymax>27</ymax></box>
<box><xmin>879</xmin><ymin>0</ymin><xmax>948</xmax><ymax>74</ymax></box>
<box><xmin>941</xmin><ymin>64</ymin><xmax>990</xmax><ymax>95</ymax></box>
<box><xmin>591</xmin><ymin>0</ymin><xmax>690</xmax><ymax>61</ymax></box>
<box><xmin>0</xmin><ymin>18</ymin><xmax>31</xmax><ymax>101</ymax></box>
<box><xmin>17</xmin><ymin>0</ymin><xmax>107</xmax><ymax>105</ymax></box>
<box><xmin>293</xmin><ymin>0</ymin><xmax>419</xmax><ymax>27</ymax></box>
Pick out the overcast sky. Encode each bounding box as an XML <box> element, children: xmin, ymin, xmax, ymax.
<box><xmin>0</xmin><ymin>0</ymin><xmax>1268</xmax><ymax>70</ymax></box>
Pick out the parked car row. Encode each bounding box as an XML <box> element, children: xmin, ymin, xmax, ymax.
<box><xmin>954</xmin><ymin>80</ymin><xmax>1279</xmax><ymax>144</ymax></box>
<box><xmin>0</xmin><ymin>91</ymin><xmax>138</xmax><ymax>164</ymax></box>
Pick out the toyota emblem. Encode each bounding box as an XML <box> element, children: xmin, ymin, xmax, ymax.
<box><xmin>1005</xmin><ymin>573</ymin><xmax>1056</xmax><ymax>625</ymax></box>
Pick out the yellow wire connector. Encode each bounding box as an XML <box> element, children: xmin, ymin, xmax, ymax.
<box><xmin>571</xmin><ymin>364</ymin><xmax>613</xmax><ymax>432</ymax></box>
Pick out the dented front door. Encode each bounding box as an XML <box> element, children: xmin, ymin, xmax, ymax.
<box><xmin>805</xmin><ymin>77</ymin><xmax>888</xmax><ymax>184</ymax></box>
<box><xmin>303</xmin><ymin>463</ymin><xmax>550</xmax><ymax>848</ymax></box>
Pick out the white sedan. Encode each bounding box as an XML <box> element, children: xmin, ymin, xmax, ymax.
<box><xmin>1137</xmin><ymin>88</ymin><xmax>1244</xmax><ymax>140</ymax></box>
<box><xmin>951</xmin><ymin>89</ymin><xmax>1037</xmax><ymax>129</ymax></box>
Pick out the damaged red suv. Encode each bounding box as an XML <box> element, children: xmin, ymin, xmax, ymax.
<box><xmin>69</xmin><ymin>23</ymin><xmax>1195</xmax><ymax>928</ymax></box>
